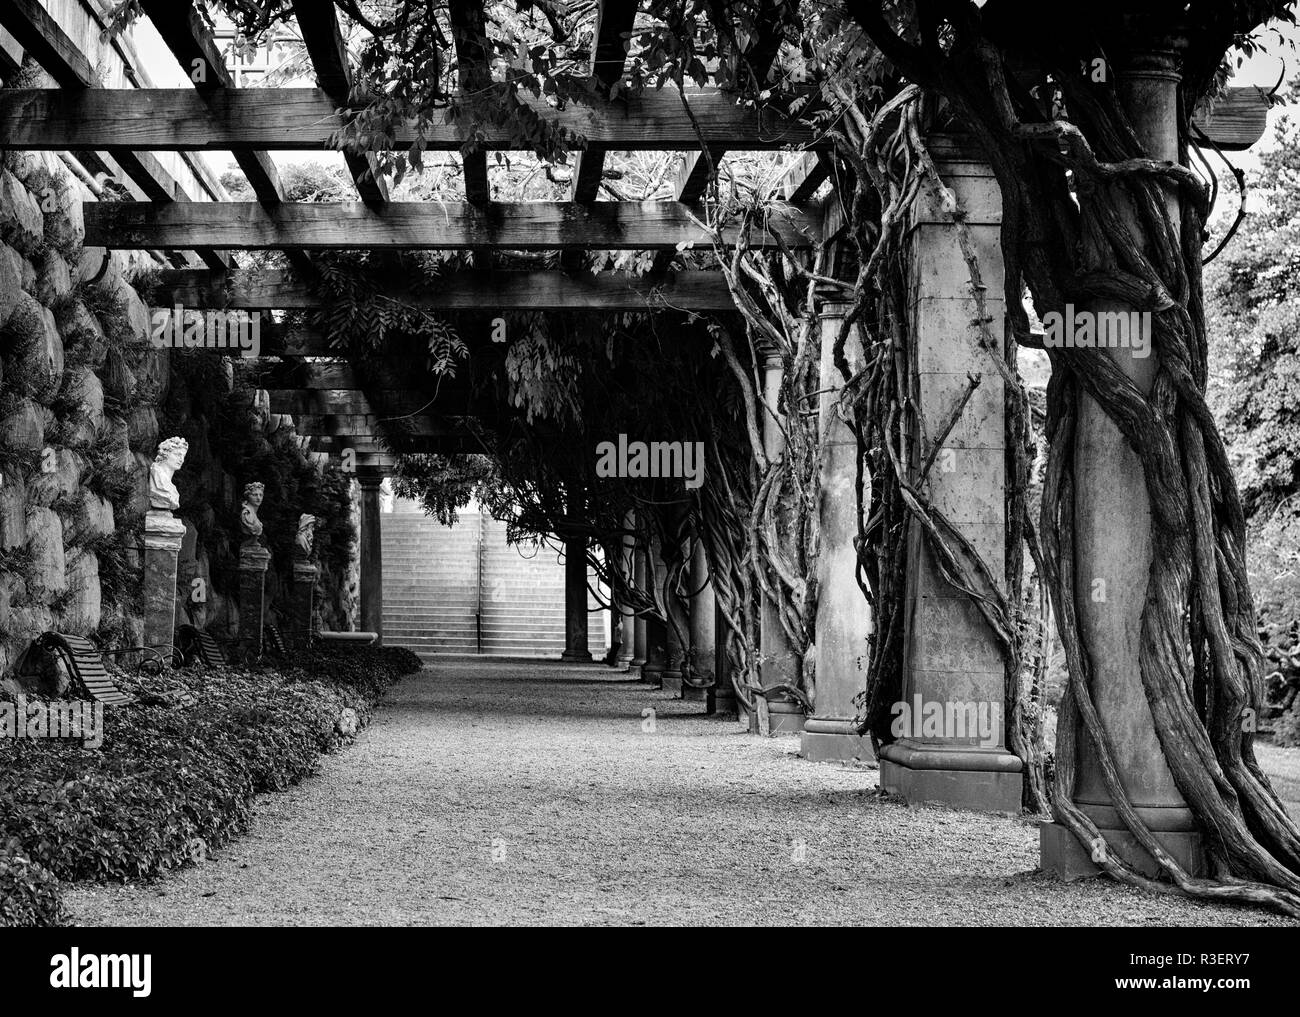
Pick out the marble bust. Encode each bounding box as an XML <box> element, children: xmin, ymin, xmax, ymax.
<box><xmin>148</xmin><ymin>437</ymin><xmax>189</xmax><ymax>512</ymax></box>
<box><xmin>295</xmin><ymin>513</ymin><xmax>318</xmax><ymax>558</ymax></box>
<box><xmin>240</xmin><ymin>482</ymin><xmax>265</xmax><ymax>547</ymax></box>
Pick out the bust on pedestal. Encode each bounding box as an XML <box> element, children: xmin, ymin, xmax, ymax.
<box><xmin>144</xmin><ymin>437</ymin><xmax>188</xmax><ymax>665</ymax></box>
<box><xmin>291</xmin><ymin>513</ymin><xmax>319</xmax><ymax>649</ymax></box>
<box><xmin>238</xmin><ymin>482</ymin><xmax>271</xmax><ymax>660</ymax></box>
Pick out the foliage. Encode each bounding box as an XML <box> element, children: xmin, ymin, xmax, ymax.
<box><xmin>0</xmin><ymin>841</ymin><xmax>68</xmax><ymax>928</ymax></box>
<box><xmin>0</xmin><ymin>645</ymin><xmax>419</xmax><ymax>926</ymax></box>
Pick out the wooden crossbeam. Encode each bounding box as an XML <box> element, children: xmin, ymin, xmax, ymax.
<box><xmin>569</xmin><ymin>0</ymin><xmax>639</xmax><ymax>203</ymax></box>
<box><xmin>140</xmin><ymin>1</ymin><xmax>282</xmax><ymax>204</ymax></box>
<box><xmin>0</xmin><ymin>87</ymin><xmax>822</xmax><ymax>152</ymax></box>
<box><xmin>291</xmin><ymin>1</ymin><xmax>388</xmax><ymax>206</ymax></box>
<box><xmin>294</xmin><ymin>413</ymin><xmax>475</xmax><ymax>437</ymax></box>
<box><xmin>308</xmin><ymin>435</ymin><xmax>484</xmax><ymax>455</ymax></box>
<box><xmin>89</xmin><ymin>200</ymin><xmax>817</xmax><ymax>250</ymax></box>
<box><xmin>153</xmin><ymin>267</ymin><xmax>737</xmax><ymax>311</ymax></box>
<box><xmin>781</xmin><ymin>150</ymin><xmax>833</xmax><ymax>203</ymax></box>
<box><xmin>137</xmin><ymin>0</ymin><xmax>315</xmax><ymax>277</ymax></box>
<box><xmin>449</xmin><ymin>0</ymin><xmax>493</xmax><ymax>206</ymax></box>
<box><xmin>651</xmin><ymin>9</ymin><xmax>788</xmax><ymax>275</ymax></box>
<box><xmin>0</xmin><ymin>0</ymin><xmax>230</xmax><ymax>273</ymax></box>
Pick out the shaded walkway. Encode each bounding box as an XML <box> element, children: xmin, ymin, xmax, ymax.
<box><xmin>66</xmin><ymin>660</ymin><xmax>1296</xmax><ymax>926</ymax></box>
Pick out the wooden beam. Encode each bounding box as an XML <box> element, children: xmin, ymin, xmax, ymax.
<box><xmin>140</xmin><ymin>1</ymin><xmax>314</xmax><ymax>278</ymax></box>
<box><xmin>781</xmin><ymin>151</ymin><xmax>833</xmax><ymax>203</ymax></box>
<box><xmin>569</xmin><ymin>0</ymin><xmax>639</xmax><ymax>203</ymax></box>
<box><xmin>449</xmin><ymin>0</ymin><xmax>493</xmax><ymax>205</ymax></box>
<box><xmin>308</xmin><ymin>435</ymin><xmax>485</xmax><ymax>455</ymax></box>
<box><xmin>1192</xmin><ymin>86</ymin><xmax>1271</xmax><ymax>152</ymax></box>
<box><xmin>89</xmin><ymin>200</ymin><xmax>818</xmax><ymax>250</ymax></box>
<box><xmin>291</xmin><ymin>1</ymin><xmax>388</xmax><ymax>206</ymax></box>
<box><xmin>153</xmin><ymin>268</ymin><xmax>737</xmax><ymax>311</ymax></box>
<box><xmin>294</xmin><ymin>414</ymin><xmax>477</xmax><ymax>438</ymax></box>
<box><xmin>0</xmin><ymin>26</ymin><xmax>22</xmax><ymax>80</ymax></box>
<box><xmin>0</xmin><ymin>0</ymin><xmax>231</xmax><ymax>273</ymax></box>
<box><xmin>0</xmin><ymin>88</ymin><xmax>822</xmax><ymax>152</ymax></box>
<box><xmin>140</xmin><ymin>0</ymin><xmax>283</xmax><ymax>204</ymax></box>
<box><xmin>651</xmin><ymin>10</ymin><xmax>786</xmax><ymax>275</ymax></box>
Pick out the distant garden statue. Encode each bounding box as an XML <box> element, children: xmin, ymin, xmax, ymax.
<box><xmin>148</xmin><ymin>437</ymin><xmax>189</xmax><ymax>512</ymax></box>
<box><xmin>240</xmin><ymin>482</ymin><xmax>266</xmax><ymax>549</ymax></box>
<box><xmin>296</xmin><ymin>513</ymin><xmax>318</xmax><ymax>560</ymax></box>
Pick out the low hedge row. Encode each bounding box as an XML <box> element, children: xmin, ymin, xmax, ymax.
<box><xmin>0</xmin><ymin>644</ymin><xmax>421</xmax><ymax>926</ymax></box>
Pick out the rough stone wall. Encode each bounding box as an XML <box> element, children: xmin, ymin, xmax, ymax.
<box><xmin>0</xmin><ymin>149</ymin><xmax>148</xmax><ymax>680</ymax></box>
<box><xmin>0</xmin><ymin>149</ymin><xmax>358</xmax><ymax>681</ymax></box>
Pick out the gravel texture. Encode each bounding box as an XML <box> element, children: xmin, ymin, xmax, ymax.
<box><xmin>64</xmin><ymin>658</ymin><xmax>1300</xmax><ymax>927</ymax></box>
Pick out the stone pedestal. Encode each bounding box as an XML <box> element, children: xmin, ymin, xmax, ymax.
<box><xmin>877</xmin><ymin>136</ymin><xmax>1021</xmax><ymax>812</ymax></box>
<box><xmin>358</xmin><ymin>474</ymin><xmax>385</xmax><ymax>646</ymax></box>
<box><xmin>143</xmin><ymin>509</ymin><xmax>184</xmax><ymax>663</ymax></box>
<box><xmin>803</xmin><ymin>302</ymin><xmax>875</xmax><ymax>763</ymax></box>
<box><xmin>291</xmin><ymin>559</ymin><xmax>317</xmax><ymax>650</ymax></box>
<box><xmin>560</xmin><ymin>534</ymin><xmax>593</xmax><ymax>662</ymax></box>
<box><xmin>757</xmin><ymin>354</ymin><xmax>805</xmax><ymax>734</ymax></box>
<box><xmin>1041</xmin><ymin>50</ymin><xmax>1202</xmax><ymax>876</ymax></box>
<box><xmin>238</xmin><ymin>543</ymin><xmax>271</xmax><ymax>662</ymax></box>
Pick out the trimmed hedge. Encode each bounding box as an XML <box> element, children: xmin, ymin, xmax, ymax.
<box><xmin>0</xmin><ymin>645</ymin><xmax>420</xmax><ymax>926</ymax></box>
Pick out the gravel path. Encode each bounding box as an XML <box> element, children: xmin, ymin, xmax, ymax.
<box><xmin>64</xmin><ymin>659</ymin><xmax>1298</xmax><ymax>927</ymax></box>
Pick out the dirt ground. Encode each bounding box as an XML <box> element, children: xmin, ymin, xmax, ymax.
<box><xmin>63</xmin><ymin>658</ymin><xmax>1300</xmax><ymax>927</ymax></box>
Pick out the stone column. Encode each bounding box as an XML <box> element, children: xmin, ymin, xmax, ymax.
<box><xmin>561</xmin><ymin>534</ymin><xmax>593</xmax><ymax>662</ymax></box>
<box><xmin>802</xmin><ymin>302</ymin><xmax>875</xmax><ymax>762</ymax></box>
<box><xmin>878</xmin><ymin>136</ymin><xmax>1022</xmax><ymax>812</ymax></box>
<box><xmin>358</xmin><ymin>472</ymin><xmax>385</xmax><ymax>645</ymax></box>
<box><xmin>690</xmin><ymin>535</ymin><xmax>721</xmax><ymax>711</ymax></box>
<box><xmin>631</xmin><ymin>541</ymin><xmax>649</xmax><ymax>671</ymax></box>
<box><xmin>641</xmin><ymin>534</ymin><xmax>667</xmax><ymax>688</ymax></box>
<box><xmin>238</xmin><ymin>542</ymin><xmax>271</xmax><ymax>661</ymax></box>
<box><xmin>1040</xmin><ymin>46</ymin><xmax>1203</xmax><ymax>878</ymax></box>
<box><xmin>756</xmin><ymin>353</ymin><xmax>804</xmax><ymax>734</ymax></box>
<box><xmin>143</xmin><ymin>510</ymin><xmax>184</xmax><ymax>664</ymax></box>
<box><xmin>709</xmin><ymin>600</ymin><xmax>736</xmax><ymax>716</ymax></box>
<box><xmin>291</xmin><ymin>559</ymin><xmax>317</xmax><ymax>650</ymax></box>
<box><xmin>660</xmin><ymin>535</ymin><xmax>689</xmax><ymax>697</ymax></box>
<box><xmin>617</xmin><ymin>515</ymin><xmax>637</xmax><ymax>666</ymax></box>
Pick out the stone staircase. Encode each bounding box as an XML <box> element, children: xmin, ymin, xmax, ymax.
<box><xmin>381</xmin><ymin>501</ymin><xmax>604</xmax><ymax>659</ymax></box>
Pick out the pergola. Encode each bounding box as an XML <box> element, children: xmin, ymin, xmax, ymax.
<box><xmin>0</xmin><ymin>0</ymin><xmax>1268</xmax><ymax>472</ymax></box>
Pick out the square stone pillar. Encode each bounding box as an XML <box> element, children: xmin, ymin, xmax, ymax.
<box><xmin>291</xmin><ymin>560</ymin><xmax>317</xmax><ymax>650</ymax></box>
<box><xmin>358</xmin><ymin>473</ymin><xmax>385</xmax><ymax>645</ymax></box>
<box><xmin>143</xmin><ymin>509</ymin><xmax>185</xmax><ymax>664</ymax></box>
<box><xmin>238</xmin><ymin>543</ymin><xmax>271</xmax><ymax>662</ymax></box>
<box><xmin>561</xmin><ymin>534</ymin><xmax>593</xmax><ymax>662</ymax></box>
<box><xmin>630</xmin><ymin>540</ymin><xmax>648</xmax><ymax>669</ymax></box>
<box><xmin>802</xmin><ymin>302</ymin><xmax>874</xmax><ymax>763</ymax></box>
<box><xmin>878</xmin><ymin>136</ymin><xmax>1022</xmax><ymax>812</ymax></box>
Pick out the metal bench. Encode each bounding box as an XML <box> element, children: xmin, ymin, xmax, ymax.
<box><xmin>33</xmin><ymin>632</ymin><xmax>134</xmax><ymax>706</ymax></box>
<box><xmin>178</xmin><ymin>624</ymin><xmax>227</xmax><ymax>668</ymax></box>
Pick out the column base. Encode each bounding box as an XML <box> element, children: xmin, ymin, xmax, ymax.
<box><xmin>660</xmin><ymin>671</ymin><xmax>683</xmax><ymax>696</ymax></box>
<box><xmin>801</xmin><ymin>718</ymin><xmax>875</xmax><ymax>763</ymax></box>
<box><xmin>743</xmin><ymin>699</ymin><xmax>805</xmax><ymax>735</ymax></box>
<box><xmin>560</xmin><ymin>650</ymin><xmax>594</xmax><ymax>663</ymax></box>
<box><xmin>707</xmin><ymin>688</ymin><xmax>738</xmax><ymax>717</ymax></box>
<box><xmin>640</xmin><ymin>665</ymin><xmax>664</xmax><ymax>689</ymax></box>
<box><xmin>879</xmin><ymin>741</ymin><xmax>1023</xmax><ymax>814</ymax></box>
<box><xmin>680</xmin><ymin>680</ymin><xmax>707</xmax><ymax>703</ymax></box>
<box><xmin>1039</xmin><ymin>803</ymin><xmax>1205</xmax><ymax>881</ymax></box>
